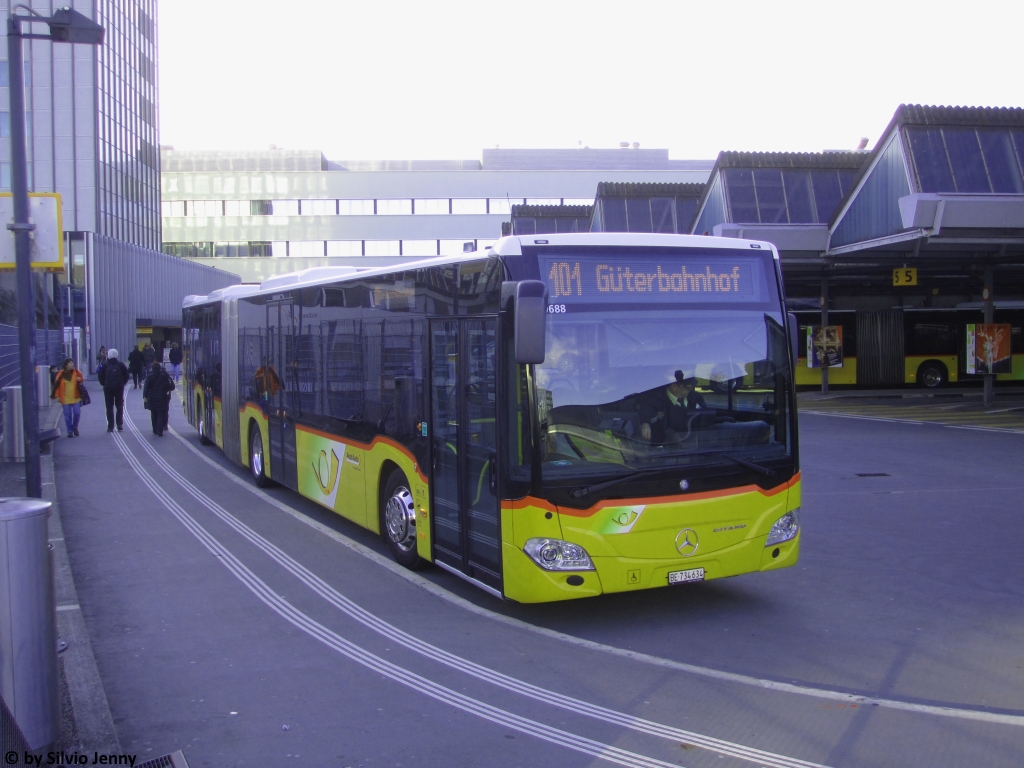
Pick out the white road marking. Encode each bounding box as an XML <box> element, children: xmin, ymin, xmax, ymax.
<box><xmin>166</xmin><ymin>422</ymin><xmax>1024</xmax><ymax>728</ymax></box>
<box><xmin>801</xmin><ymin>409</ymin><xmax>1024</xmax><ymax>434</ymax></box>
<box><xmin>112</xmin><ymin>427</ymin><xmax>698</xmax><ymax>768</ymax></box>
<box><xmin>133</xmin><ymin>416</ymin><xmax>824</xmax><ymax>768</ymax></box>
<box><xmin>56</xmin><ymin>604</ymin><xmax>80</xmax><ymax>612</ymax></box>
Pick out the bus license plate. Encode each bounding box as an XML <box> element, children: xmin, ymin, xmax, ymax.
<box><xmin>668</xmin><ymin>568</ymin><xmax>705</xmax><ymax>585</ymax></box>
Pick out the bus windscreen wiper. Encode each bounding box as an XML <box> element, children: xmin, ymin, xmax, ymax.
<box><xmin>720</xmin><ymin>453</ymin><xmax>776</xmax><ymax>478</ymax></box>
<box><xmin>568</xmin><ymin>469</ymin><xmax>663</xmax><ymax>499</ymax></box>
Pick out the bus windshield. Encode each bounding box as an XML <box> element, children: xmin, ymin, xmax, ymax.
<box><xmin>527</xmin><ymin>251</ymin><xmax>793</xmax><ymax>482</ymax></box>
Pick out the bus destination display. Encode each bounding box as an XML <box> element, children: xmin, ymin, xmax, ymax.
<box><xmin>539</xmin><ymin>255</ymin><xmax>766</xmax><ymax>305</ymax></box>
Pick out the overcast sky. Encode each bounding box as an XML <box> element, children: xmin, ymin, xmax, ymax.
<box><xmin>158</xmin><ymin>0</ymin><xmax>1024</xmax><ymax>161</ymax></box>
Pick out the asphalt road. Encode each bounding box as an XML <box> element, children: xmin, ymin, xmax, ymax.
<box><xmin>51</xmin><ymin>387</ymin><xmax>1024</xmax><ymax>767</ymax></box>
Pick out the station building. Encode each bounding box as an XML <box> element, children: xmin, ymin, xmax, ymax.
<box><xmin>159</xmin><ymin>147</ymin><xmax>712</xmax><ymax>282</ymax></box>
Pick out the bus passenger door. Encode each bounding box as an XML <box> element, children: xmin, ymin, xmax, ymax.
<box><xmin>429</xmin><ymin>318</ymin><xmax>502</xmax><ymax>594</ymax></box>
<box><xmin>267</xmin><ymin>300</ymin><xmax>299</xmax><ymax>489</ymax></box>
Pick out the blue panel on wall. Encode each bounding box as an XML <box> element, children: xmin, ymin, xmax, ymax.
<box><xmin>830</xmin><ymin>135</ymin><xmax>912</xmax><ymax>248</ymax></box>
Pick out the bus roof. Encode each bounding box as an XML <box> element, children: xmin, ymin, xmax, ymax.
<box><xmin>182</xmin><ymin>233</ymin><xmax>780</xmax><ymax>306</ymax></box>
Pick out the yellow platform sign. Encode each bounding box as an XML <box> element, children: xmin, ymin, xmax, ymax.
<box><xmin>0</xmin><ymin>192</ymin><xmax>64</xmax><ymax>271</ymax></box>
<box><xmin>893</xmin><ymin>267</ymin><xmax>918</xmax><ymax>286</ymax></box>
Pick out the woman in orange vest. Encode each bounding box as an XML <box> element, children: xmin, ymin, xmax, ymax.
<box><xmin>52</xmin><ymin>357</ymin><xmax>85</xmax><ymax>437</ymax></box>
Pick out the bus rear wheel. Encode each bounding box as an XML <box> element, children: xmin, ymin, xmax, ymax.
<box><xmin>918</xmin><ymin>362</ymin><xmax>947</xmax><ymax>389</ymax></box>
<box><xmin>249</xmin><ymin>425</ymin><xmax>271</xmax><ymax>488</ymax></box>
<box><xmin>381</xmin><ymin>469</ymin><xmax>423</xmax><ymax>570</ymax></box>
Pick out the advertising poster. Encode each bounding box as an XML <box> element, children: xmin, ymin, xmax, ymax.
<box><xmin>966</xmin><ymin>323</ymin><xmax>1011</xmax><ymax>374</ymax></box>
<box><xmin>807</xmin><ymin>325</ymin><xmax>843</xmax><ymax>368</ymax></box>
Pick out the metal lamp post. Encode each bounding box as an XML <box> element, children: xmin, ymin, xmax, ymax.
<box><xmin>7</xmin><ymin>6</ymin><xmax>103</xmax><ymax>497</ymax></box>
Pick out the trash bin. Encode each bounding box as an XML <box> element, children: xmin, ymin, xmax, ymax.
<box><xmin>0</xmin><ymin>497</ymin><xmax>58</xmax><ymax>750</ymax></box>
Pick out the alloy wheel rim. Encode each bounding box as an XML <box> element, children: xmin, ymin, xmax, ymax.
<box><xmin>385</xmin><ymin>487</ymin><xmax>416</xmax><ymax>553</ymax></box>
<box><xmin>251</xmin><ymin>434</ymin><xmax>263</xmax><ymax>477</ymax></box>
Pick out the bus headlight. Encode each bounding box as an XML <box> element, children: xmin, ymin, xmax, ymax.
<box><xmin>523</xmin><ymin>538</ymin><xmax>595</xmax><ymax>571</ymax></box>
<box><xmin>766</xmin><ymin>509</ymin><xmax>799</xmax><ymax>546</ymax></box>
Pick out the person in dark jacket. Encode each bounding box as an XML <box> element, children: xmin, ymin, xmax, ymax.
<box><xmin>98</xmin><ymin>348</ymin><xmax>130</xmax><ymax>432</ymax></box>
<box><xmin>127</xmin><ymin>345</ymin><xmax>145</xmax><ymax>389</ymax></box>
<box><xmin>142</xmin><ymin>343</ymin><xmax>157</xmax><ymax>370</ymax></box>
<box><xmin>143</xmin><ymin>361</ymin><xmax>175</xmax><ymax>436</ymax></box>
<box><xmin>168</xmin><ymin>342</ymin><xmax>183</xmax><ymax>383</ymax></box>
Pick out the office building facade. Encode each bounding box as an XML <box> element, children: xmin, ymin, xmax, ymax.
<box><xmin>0</xmin><ymin>0</ymin><xmax>235</xmax><ymax>369</ymax></box>
<box><xmin>160</xmin><ymin>147</ymin><xmax>713</xmax><ymax>282</ymax></box>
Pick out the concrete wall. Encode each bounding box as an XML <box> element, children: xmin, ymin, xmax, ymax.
<box><xmin>89</xmin><ymin>236</ymin><xmax>237</xmax><ymax>370</ymax></box>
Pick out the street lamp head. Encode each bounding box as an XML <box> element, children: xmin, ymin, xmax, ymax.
<box><xmin>48</xmin><ymin>7</ymin><xmax>104</xmax><ymax>45</ymax></box>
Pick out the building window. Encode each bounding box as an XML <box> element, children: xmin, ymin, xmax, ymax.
<box><xmin>161</xmin><ymin>200</ymin><xmax>185</xmax><ymax>217</ymax></box>
<box><xmin>401</xmin><ymin>240</ymin><xmax>438</xmax><ymax>256</ymax></box>
<box><xmin>440</xmin><ymin>239</ymin><xmax>472</xmax><ymax>256</ymax></box>
<box><xmin>488</xmin><ymin>198</ymin><xmax>523</xmax><ymax>215</ymax></box>
<box><xmin>326</xmin><ymin>240</ymin><xmax>363</xmax><ymax>256</ymax></box>
<box><xmin>0</xmin><ymin>111</ymin><xmax>32</xmax><ymax>140</ymax></box>
<box><xmin>187</xmin><ymin>200</ymin><xmax>223</xmax><ymax>217</ymax></box>
<box><xmin>338</xmin><ymin>199</ymin><xmax>375</xmax><ymax>215</ymax></box>
<box><xmin>364</xmin><ymin>240</ymin><xmax>400</xmax><ymax>256</ymax></box>
<box><xmin>0</xmin><ymin>61</ymin><xmax>31</xmax><ymax>88</ymax></box>
<box><xmin>377</xmin><ymin>199</ymin><xmax>412</xmax><ymax>215</ymax></box>
<box><xmin>224</xmin><ymin>200</ymin><xmax>254</xmax><ymax>216</ymax></box>
<box><xmin>451</xmin><ymin>199</ymin><xmax>487</xmax><ymax>215</ymax></box>
<box><xmin>300</xmin><ymin>199</ymin><xmax>338</xmax><ymax>216</ymax></box>
<box><xmin>290</xmin><ymin>241</ymin><xmax>326</xmax><ymax>257</ymax></box>
<box><xmin>272</xmin><ymin>242</ymin><xmax>288</xmax><ymax>257</ymax></box>
<box><xmin>250</xmin><ymin>200</ymin><xmax>273</xmax><ymax>215</ymax></box>
<box><xmin>1</xmin><ymin>163</ymin><xmax>11</xmax><ymax>190</ymax></box>
<box><xmin>271</xmin><ymin>199</ymin><xmax>299</xmax><ymax>216</ymax></box>
<box><xmin>414</xmin><ymin>199</ymin><xmax>450</xmax><ymax>215</ymax></box>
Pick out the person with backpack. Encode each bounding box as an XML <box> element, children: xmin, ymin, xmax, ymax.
<box><xmin>98</xmin><ymin>348</ymin><xmax>129</xmax><ymax>432</ymax></box>
<box><xmin>142</xmin><ymin>343</ymin><xmax>156</xmax><ymax>370</ymax></box>
<box><xmin>143</xmin><ymin>360</ymin><xmax>175</xmax><ymax>436</ymax></box>
<box><xmin>127</xmin><ymin>345</ymin><xmax>145</xmax><ymax>389</ymax></box>
<box><xmin>51</xmin><ymin>358</ymin><xmax>85</xmax><ymax>437</ymax></box>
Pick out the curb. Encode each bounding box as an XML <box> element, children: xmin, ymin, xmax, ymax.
<box><xmin>43</xmin><ymin>439</ymin><xmax>121</xmax><ymax>752</ymax></box>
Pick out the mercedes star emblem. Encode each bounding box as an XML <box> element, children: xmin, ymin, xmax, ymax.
<box><xmin>675</xmin><ymin>528</ymin><xmax>699</xmax><ymax>557</ymax></box>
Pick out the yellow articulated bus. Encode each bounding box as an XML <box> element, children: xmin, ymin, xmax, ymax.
<box><xmin>182</xmin><ymin>233</ymin><xmax>801</xmax><ymax>602</ymax></box>
<box><xmin>792</xmin><ymin>305</ymin><xmax>1024</xmax><ymax>389</ymax></box>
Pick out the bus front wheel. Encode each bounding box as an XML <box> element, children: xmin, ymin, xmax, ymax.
<box><xmin>249</xmin><ymin>425</ymin><xmax>271</xmax><ymax>488</ymax></box>
<box><xmin>381</xmin><ymin>469</ymin><xmax>424</xmax><ymax>570</ymax></box>
<box><xmin>918</xmin><ymin>362</ymin><xmax>947</xmax><ymax>389</ymax></box>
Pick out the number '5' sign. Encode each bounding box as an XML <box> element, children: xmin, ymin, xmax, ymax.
<box><xmin>893</xmin><ymin>268</ymin><xmax>918</xmax><ymax>286</ymax></box>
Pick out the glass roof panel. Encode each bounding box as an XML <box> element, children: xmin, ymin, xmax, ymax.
<box><xmin>650</xmin><ymin>198</ymin><xmax>674</xmax><ymax>233</ymax></box>
<box><xmin>811</xmin><ymin>171</ymin><xmax>843</xmax><ymax>223</ymax></box>
<box><xmin>626</xmin><ymin>198</ymin><xmax>653</xmax><ymax>232</ymax></box>
<box><xmin>753</xmin><ymin>169</ymin><xmax>787</xmax><ymax>223</ymax></box>
<box><xmin>602</xmin><ymin>198</ymin><xmax>627</xmax><ymax>232</ymax></box>
<box><xmin>979</xmin><ymin>130</ymin><xmax>1024</xmax><ymax>193</ymax></box>
<box><xmin>782</xmin><ymin>171</ymin><xmax>815</xmax><ymax>223</ymax></box>
<box><xmin>943</xmin><ymin>129</ymin><xmax>990</xmax><ymax>193</ymax></box>
<box><xmin>907</xmin><ymin>127</ymin><xmax>955</xmax><ymax>192</ymax></box>
<box><xmin>723</xmin><ymin>168</ymin><xmax>758</xmax><ymax>223</ymax></box>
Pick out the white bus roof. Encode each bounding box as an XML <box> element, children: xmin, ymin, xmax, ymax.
<box><xmin>184</xmin><ymin>235</ymin><xmax>778</xmax><ymax>303</ymax></box>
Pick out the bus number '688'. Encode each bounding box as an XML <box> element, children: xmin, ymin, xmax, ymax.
<box><xmin>547</xmin><ymin>304</ymin><xmax>567</xmax><ymax>314</ymax></box>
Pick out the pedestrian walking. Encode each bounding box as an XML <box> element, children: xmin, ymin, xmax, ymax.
<box><xmin>168</xmin><ymin>342</ymin><xmax>183</xmax><ymax>383</ymax></box>
<box><xmin>127</xmin><ymin>345</ymin><xmax>145</xmax><ymax>388</ymax></box>
<box><xmin>51</xmin><ymin>358</ymin><xmax>85</xmax><ymax>437</ymax></box>
<box><xmin>98</xmin><ymin>348</ymin><xmax>129</xmax><ymax>432</ymax></box>
<box><xmin>142</xmin><ymin>343</ymin><xmax>156</xmax><ymax>370</ymax></box>
<box><xmin>143</xmin><ymin>360</ymin><xmax>175</xmax><ymax>436</ymax></box>
<box><xmin>96</xmin><ymin>346</ymin><xmax>107</xmax><ymax>369</ymax></box>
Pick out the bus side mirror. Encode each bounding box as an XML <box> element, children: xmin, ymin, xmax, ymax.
<box><xmin>514</xmin><ymin>280</ymin><xmax>548</xmax><ymax>364</ymax></box>
<box><xmin>787</xmin><ymin>313</ymin><xmax>799</xmax><ymax>368</ymax></box>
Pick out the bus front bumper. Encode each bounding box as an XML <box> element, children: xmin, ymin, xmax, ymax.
<box><xmin>502</xmin><ymin>533</ymin><xmax>799</xmax><ymax>603</ymax></box>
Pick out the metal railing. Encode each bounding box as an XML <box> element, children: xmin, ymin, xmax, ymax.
<box><xmin>0</xmin><ymin>323</ymin><xmax>64</xmax><ymax>449</ymax></box>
